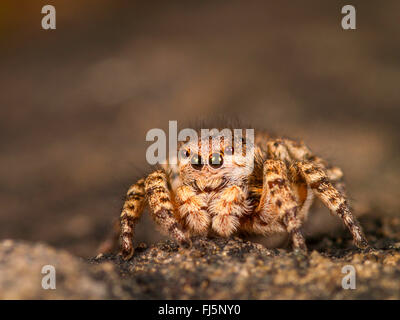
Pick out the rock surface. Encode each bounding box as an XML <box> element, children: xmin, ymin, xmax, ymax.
<box><xmin>0</xmin><ymin>240</ymin><xmax>119</xmax><ymax>299</ymax></box>
<box><xmin>1</xmin><ymin>215</ymin><xmax>400</xmax><ymax>299</ymax></box>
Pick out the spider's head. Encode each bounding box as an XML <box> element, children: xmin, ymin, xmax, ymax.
<box><xmin>177</xmin><ymin>130</ymin><xmax>254</xmax><ymax>191</ymax></box>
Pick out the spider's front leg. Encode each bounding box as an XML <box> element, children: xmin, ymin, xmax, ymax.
<box><xmin>259</xmin><ymin>159</ymin><xmax>307</xmax><ymax>252</ymax></box>
<box><xmin>120</xmin><ymin>170</ymin><xmax>189</xmax><ymax>260</ymax></box>
<box><xmin>144</xmin><ymin>170</ymin><xmax>191</xmax><ymax>247</ymax></box>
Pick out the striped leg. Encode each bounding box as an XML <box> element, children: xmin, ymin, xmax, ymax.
<box><xmin>267</xmin><ymin>139</ymin><xmax>313</xmax><ymax>224</ymax></box>
<box><xmin>259</xmin><ymin>160</ymin><xmax>307</xmax><ymax>252</ymax></box>
<box><xmin>297</xmin><ymin>161</ymin><xmax>368</xmax><ymax>249</ymax></box>
<box><xmin>283</xmin><ymin>138</ymin><xmax>347</xmax><ymax>194</ymax></box>
<box><xmin>120</xmin><ymin>178</ymin><xmax>146</xmax><ymax>260</ymax></box>
<box><xmin>326</xmin><ymin>166</ymin><xmax>347</xmax><ymax>197</ymax></box>
<box><xmin>272</xmin><ymin>138</ymin><xmax>349</xmax><ymax>217</ymax></box>
<box><xmin>144</xmin><ymin>170</ymin><xmax>190</xmax><ymax>247</ymax></box>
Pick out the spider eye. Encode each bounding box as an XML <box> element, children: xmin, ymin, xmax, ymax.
<box><xmin>191</xmin><ymin>154</ymin><xmax>204</xmax><ymax>170</ymax></box>
<box><xmin>180</xmin><ymin>148</ymin><xmax>190</xmax><ymax>159</ymax></box>
<box><xmin>209</xmin><ymin>153</ymin><xmax>223</xmax><ymax>169</ymax></box>
<box><xmin>224</xmin><ymin>146</ymin><xmax>234</xmax><ymax>155</ymax></box>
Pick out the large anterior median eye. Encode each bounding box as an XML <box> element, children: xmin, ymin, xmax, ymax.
<box><xmin>191</xmin><ymin>154</ymin><xmax>204</xmax><ymax>170</ymax></box>
<box><xmin>209</xmin><ymin>153</ymin><xmax>223</xmax><ymax>169</ymax></box>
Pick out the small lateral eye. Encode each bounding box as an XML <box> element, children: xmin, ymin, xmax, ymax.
<box><xmin>180</xmin><ymin>148</ymin><xmax>190</xmax><ymax>159</ymax></box>
<box><xmin>224</xmin><ymin>146</ymin><xmax>234</xmax><ymax>155</ymax></box>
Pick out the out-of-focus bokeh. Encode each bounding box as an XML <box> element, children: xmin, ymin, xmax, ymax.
<box><xmin>0</xmin><ymin>1</ymin><xmax>399</xmax><ymax>257</ymax></box>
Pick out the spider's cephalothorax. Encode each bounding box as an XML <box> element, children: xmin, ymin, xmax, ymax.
<box><xmin>116</xmin><ymin>130</ymin><xmax>368</xmax><ymax>260</ymax></box>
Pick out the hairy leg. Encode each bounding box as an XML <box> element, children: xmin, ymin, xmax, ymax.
<box><xmin>267</xmin><ymin>139</ymin><xmax>314</xmax><ymax>222</ymax></box>
<box><xmin>297</xmin><ymin>161</ymin><xmax>368</xmax><ymax>248</ymax></box>
<box><xmin>145</xmin><ymin>170</ymin><xmax>190</xmax><ymax>247</ymax></box>
<box><xmin>272</xmin><ymin>138</ymin><xmax>348</xmax><ymax>218</ymax></box>
<box><xmin>283</xmin><ymin>138</ymin><xmax>346</xmax><ymax>192</ymax></box>
<box><xmin>258</xmin><ymin>159</ymin><xmax>307</xmax><ymax>252</ymax></box>
<box><xmin>120</xmin><ymin>178</ymin><xmax>146</xmax><ymax>260</ymax></box>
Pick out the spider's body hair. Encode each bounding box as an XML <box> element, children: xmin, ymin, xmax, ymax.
<box><xmin>104</xmin><ymin>129</ymin><xmax>368</xmax><ymax>260</ymax></box>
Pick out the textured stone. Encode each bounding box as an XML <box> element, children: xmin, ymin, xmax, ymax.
<box><xmin>1</xmin><ymin>215</ymin><xmax>399</xmax><ymax>299</ymax></box>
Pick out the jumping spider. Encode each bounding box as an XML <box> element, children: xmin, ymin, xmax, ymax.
<box><xmin>114</xmin><ymin>129</ymin><xmax>368</xmax><ymax>260</ymax></box>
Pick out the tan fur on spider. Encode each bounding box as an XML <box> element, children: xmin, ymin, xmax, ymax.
<box><xmin>114</xmin><ymin>130</ymin><xmax>368</xmax><ymax>260</ymax></box>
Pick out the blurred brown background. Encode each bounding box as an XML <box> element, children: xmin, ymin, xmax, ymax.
<box><xmin>0</xmin><ymin>1</ymin><xmax>399</xmax><ymax>257</ymax></box>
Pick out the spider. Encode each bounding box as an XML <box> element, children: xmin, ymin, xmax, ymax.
<box><xmin>113</xmin><ymin>129</ymin><xmax>368</xmax><ymax>260</ymax></box>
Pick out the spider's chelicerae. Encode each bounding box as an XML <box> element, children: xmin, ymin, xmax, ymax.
<box><xmin>117</xmin><ymin>129</ymin><xmax>368</xmax><ymax>260</ymax></box>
